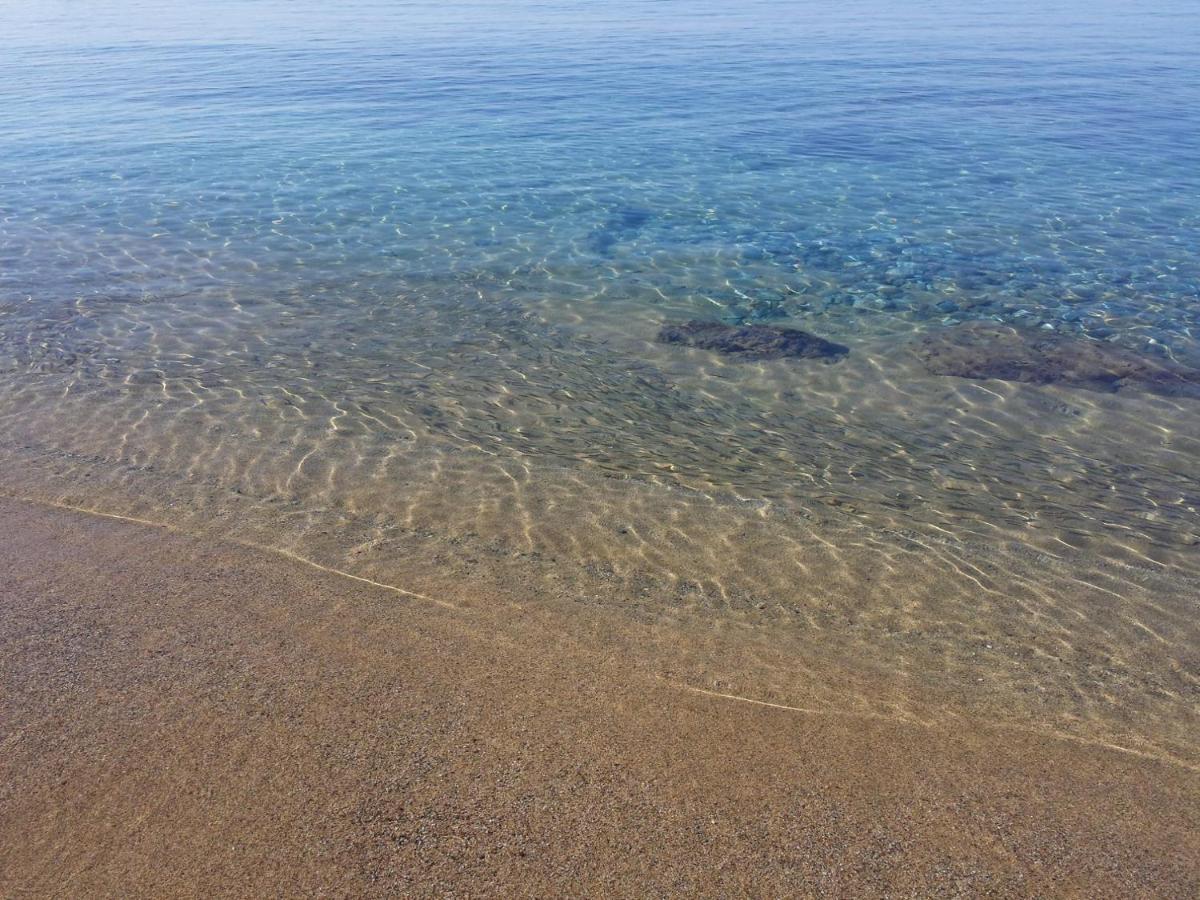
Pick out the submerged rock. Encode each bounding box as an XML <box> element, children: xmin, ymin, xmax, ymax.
<box><xmin>657</xmin><ymin>320</ymin><xmax>848</xmax><ymax>362</ymax></box>
<box><xmin>586</xmin><ymin>206</ymin><xmax>654</xmax><ymax>258</ymax></box>
<box><xmin>914</xmin><ymin>322</ymin><xmax>1200</xmax><ymax>396</ymax></box>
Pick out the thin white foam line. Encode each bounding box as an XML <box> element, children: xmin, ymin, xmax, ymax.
<box><xmin>677</xmin><ymin>683</ymin><xmax>893</xmax><ymax>721</ymax></box>
<box><xmin>15</xmin><ymin>495</ymin><xmax>460</xmax><ymax>611</ymax></box>
<box><xmin>677</xmin><ymin>684</ymin><xmax>1200</xmax><ymax>774</ymax></box>
<box><xmin>269</xmin><ymin>545</ymin><xmax>459</xmax><ymax>609</ymax></box>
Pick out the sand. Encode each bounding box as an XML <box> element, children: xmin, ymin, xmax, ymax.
<box><xmin>1</xmin><ymin>495</ymin><xmax>1197</xmax><ymax>897</ymax></box>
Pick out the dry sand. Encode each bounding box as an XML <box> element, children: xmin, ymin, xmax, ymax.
<box><xmin>1</xmin><ymin>495</ymin><xmax>1197</xmax><ymax>897</ymax></box>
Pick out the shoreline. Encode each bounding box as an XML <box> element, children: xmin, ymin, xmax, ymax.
<box><xmin>2</xmin><ymin>495</ymin><xmax>1197</xmax><ymax>896</ymax></box>
<box><xmin>3</xmin><ymin>427</ymin><xmax>1197</xmax><ymax>773</ymax></box>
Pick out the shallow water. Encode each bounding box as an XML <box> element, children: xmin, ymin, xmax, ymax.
<box><xmin>2</xmin><ymin>1</ymin><xmax>1198</xmax><ymax>766</ymax></box>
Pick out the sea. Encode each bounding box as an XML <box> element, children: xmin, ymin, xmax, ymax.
<box><xmin>2</xmin><ymin>0</ymin><xmax>1198</xmax><ymax>767</ymax></box>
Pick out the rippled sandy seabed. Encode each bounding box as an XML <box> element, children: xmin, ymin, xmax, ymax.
<box><xmin>2</xmin><ymin>267</ymin><xmax>1198</xmax><ymax>775</ymax></box>
<box><xmin>1</xmin><ymin>0</ymin><xmax>1199</xmax><ymax>781</ymax></box>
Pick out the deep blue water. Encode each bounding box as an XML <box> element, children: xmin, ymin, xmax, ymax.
<box><xmin>3</xmin><ymin>0</ymin><xmax>1199</xmax><ymax>343</ymax></box>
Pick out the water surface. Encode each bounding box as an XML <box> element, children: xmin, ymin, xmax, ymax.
<box><xmin>2</xmin><ymin>0</ymin><xmax>1198</xmax><ymax>766</ymax></box>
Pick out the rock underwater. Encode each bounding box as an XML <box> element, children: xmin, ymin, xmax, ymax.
<box><xmin>657</xmin><ymin>320</ymin><xmax>849</xmax><ymax>362</ymax></box>
<box><xmin>915</xmin><ymin>322</ymin><xmax>1200</xmax><ymax>397</ymax></box>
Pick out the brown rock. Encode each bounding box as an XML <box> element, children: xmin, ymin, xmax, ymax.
<box><xmin>657</xmin><ymin>320</ymin><xmax>848</xmax><ymax>361</ymax></box>
<box><xmin>914</xmin><ymin>322</ymin><xmax>1200</xmax><ymax>396</ymax></box>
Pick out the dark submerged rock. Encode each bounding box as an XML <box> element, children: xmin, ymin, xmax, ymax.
<box><xmin>586</xmin><ymin>206</ymin><xmax>654</xmax><ymax>258</ymax></box>
<box><xmin>657</xmin><ymin>320</ymin><xmax>849</xmax><ymax>362</ymax></box>
<box><xmin>914</xmin><ymin>322</ymin><xmax>1200</xmax><ymax>397</ymax></box>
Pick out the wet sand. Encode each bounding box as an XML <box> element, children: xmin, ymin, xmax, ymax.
<box><xmin>2</xmin><ymin>495</ymin><xmax>1197</xmax><ymax>897</ymax></box>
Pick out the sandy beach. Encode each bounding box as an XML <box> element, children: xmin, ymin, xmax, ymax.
<box><xmin>2</xmin><ymin>495</ymin><xmax>1196</xmax><ymax>897</ymax></box>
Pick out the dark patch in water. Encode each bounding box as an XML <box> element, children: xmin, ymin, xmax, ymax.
<box><xmin>915</xmin><ymin>323</ymin><xmax>1200</xmax><ymax>397</ymax></box>
<box><xmin>657</xmin><ymin>320</ymin><xmax>849</xmax><ymax>362</ymax></box>
<box><xmin>586</xmin><ymin>206</ymin><xmax>654</xmax><ymax>257</ymax></box>
<box><xmin>616</xmin><ymin>206</ymin><xmax>652</xmax><ymax>230</ymax></box>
